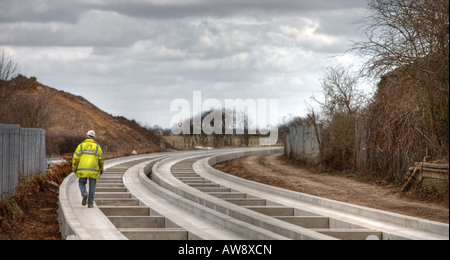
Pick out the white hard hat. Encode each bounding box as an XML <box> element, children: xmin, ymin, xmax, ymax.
<box><xmin>87</xmin><ymin>130</ymin><xmax>96</xmax><ymax>138</ymax></box>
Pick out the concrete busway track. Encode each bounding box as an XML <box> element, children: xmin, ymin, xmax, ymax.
<box><xmin>58</xmin><ymin>148</ymin><xmax>449</xmax><ymax>240</ymax></box>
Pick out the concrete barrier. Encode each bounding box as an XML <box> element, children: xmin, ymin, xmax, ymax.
<box><xmin>150</xmin><ymin>148</ymin><xmax>337</xmax><ymax>240</ymax></box>
<box><xmin>59</xmin><ymin>147</ymin><xmax>448</xmax><ymax>240</ymax></box>
<box><xmin>204</xmin><ymin>150</ymin><xmax>449</xmax><ymax>239</ymax></box>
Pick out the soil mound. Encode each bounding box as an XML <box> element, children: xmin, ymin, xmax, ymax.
<box><xmin>1</xmin><ymin>75</ymin><xmax>164</xmax><ymax>157</ymax></box>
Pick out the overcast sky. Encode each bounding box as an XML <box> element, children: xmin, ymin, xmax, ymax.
<box><xmin>1</xmin><ymin>0</ymin><xmax>369</xmax><ymax>129</ymax></box>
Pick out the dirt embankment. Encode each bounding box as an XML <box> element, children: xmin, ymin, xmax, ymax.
<box><xmin>0</xmin><ymin>163</ymin><xmax>72</xmax><ymax>240</ymax></box>
<box><xmin>214</xmin><ymin>153</ymin><xmax>449</xmax><ymax>224</ymax></box>
<box><xmin>1</xmin><ymin>75</ymin><xmax>164</xmax><ymax>157</ymax></box>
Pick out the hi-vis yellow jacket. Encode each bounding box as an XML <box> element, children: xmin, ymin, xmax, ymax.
<box><xmin>72</xmin><ymin>139</ymin><xmax>104</xmax><ymax>179</ymax></box>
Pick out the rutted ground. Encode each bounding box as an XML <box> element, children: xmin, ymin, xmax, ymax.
<box><xmin>214</xmin><ymin>153</ymin><xmax>449</xmax><ymax>224</ymax></box>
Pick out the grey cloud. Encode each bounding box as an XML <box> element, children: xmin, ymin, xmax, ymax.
<box><xmin>0</xmin><ymin>0</ymin><xmax>88</xmax><ymax>23</ymax></box>
<box><xmin>103</xmin><ymin>0</ymin><xmax>367</xmax><ymax>20</ymax></box>
<box><xmin>1</xmin><ymin>0</ymin><xmax>365</xmax><ymax>53</ymax></box>
<box><xmin>0</xmin><ymin>0</ymin><xmax>366</xmax><ymax>24</ymax></box>
<box><xmin>1</xmin><ymin>9</ymin><xmax>155</xmax><ymax>47</ymax></box>
<box><xmin>1</xmin><ymin>0</ymin><xmax>368</xmax><ymax>128</ymax></box>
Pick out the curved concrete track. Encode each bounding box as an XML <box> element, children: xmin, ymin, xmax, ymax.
<box><xmin>58</xmin><ymin>147</ymin><xmax>449</xmax><ymax>240</ymax></box>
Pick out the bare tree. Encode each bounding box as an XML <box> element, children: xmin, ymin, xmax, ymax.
<box><xmin>0</xmin><ymin>49</ymin><xmax>19</xmax><ymax>81</ymax></box>
<box><xmin>354</xmin><ymin>0</ymin><xmax>449</xmax><ymax>145</ymax></box>
<box><xmin>350</xmin><ymin>0</ymin><xmax>449</xmax><ymax>178</ymax></box>
<box><xmin>314</xmin><ymin>64</ymin><xmax>366</xmax><ymax>121</ymax></box>
<box><xmin>352</xmin><ymin>0</ymin><xmax>449</xmax><ymax>82</ymax></box>
<box><xmin>310</xmin><ymin>64</ymin><xmax>368</xmax><ymax>171</ymax></box>
<box><xmin>0</xmin><ymin>50</ymin><xmax>21</xmax><ymax>116</ymax></box>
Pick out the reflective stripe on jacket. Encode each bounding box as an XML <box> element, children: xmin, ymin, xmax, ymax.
<box><xmin>72</xmin><ymin>138</ymin><xmax>104</xmax><ymax>179</ymax></box>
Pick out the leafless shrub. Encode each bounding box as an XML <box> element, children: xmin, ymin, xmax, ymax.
<box><xmin>45</xmin><ymin>133</ymin><xmax>86</xmax><ymax>156</ymax></box>
<box><xmin>312</xmin><ymin>64</ymin><xmax>367</xmax><ymax>171</ymax></box>
<box><xmin>351</xmin><ymin>0</ymin><xmax>449</xmax><ymax>180</ymax></box>
<box><xmin>1</xmin><ymin>91</ymin><xmax>52</xmax><ymax>129</ymax></box>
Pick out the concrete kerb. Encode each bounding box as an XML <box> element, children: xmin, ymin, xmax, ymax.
<box><xmin>58</xmin><ymin>173</ymin><xmax>90</xmax><ymax>240</ymax></box>
<box><xmin>58</xmin><ymin>153</ymin><xmax>167</xmax><ymax>240</ymax></box>
<box><xmin>203</xmin><ymin>150</ymin><xmax>449</xmax><ymax>239</ymax></box>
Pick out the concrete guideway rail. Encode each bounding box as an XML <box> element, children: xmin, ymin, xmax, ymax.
<box><xmin>59</xmin><ymin>150</ymin><xmax>254</xmax><ymax>240</ymax></box>
<box><xmin>58</xmin><ymin>153</ymin><xmax>165</xmax><ymax>240</ymax></box>
<box><xmin>58</xmin><ymin>148</ymin><xmax>449</xmax><ymax>240</ymax></box>
<box><xmin>198</xmin><ymin>151</ymin><xmax>449</xmax><ymax>240</ymax></box>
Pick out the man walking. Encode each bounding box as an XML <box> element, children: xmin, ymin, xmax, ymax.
<box><xmin>72</xmin><ymin>130</ymin><xmax>104</xmax><ymax>208</ymax></box>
